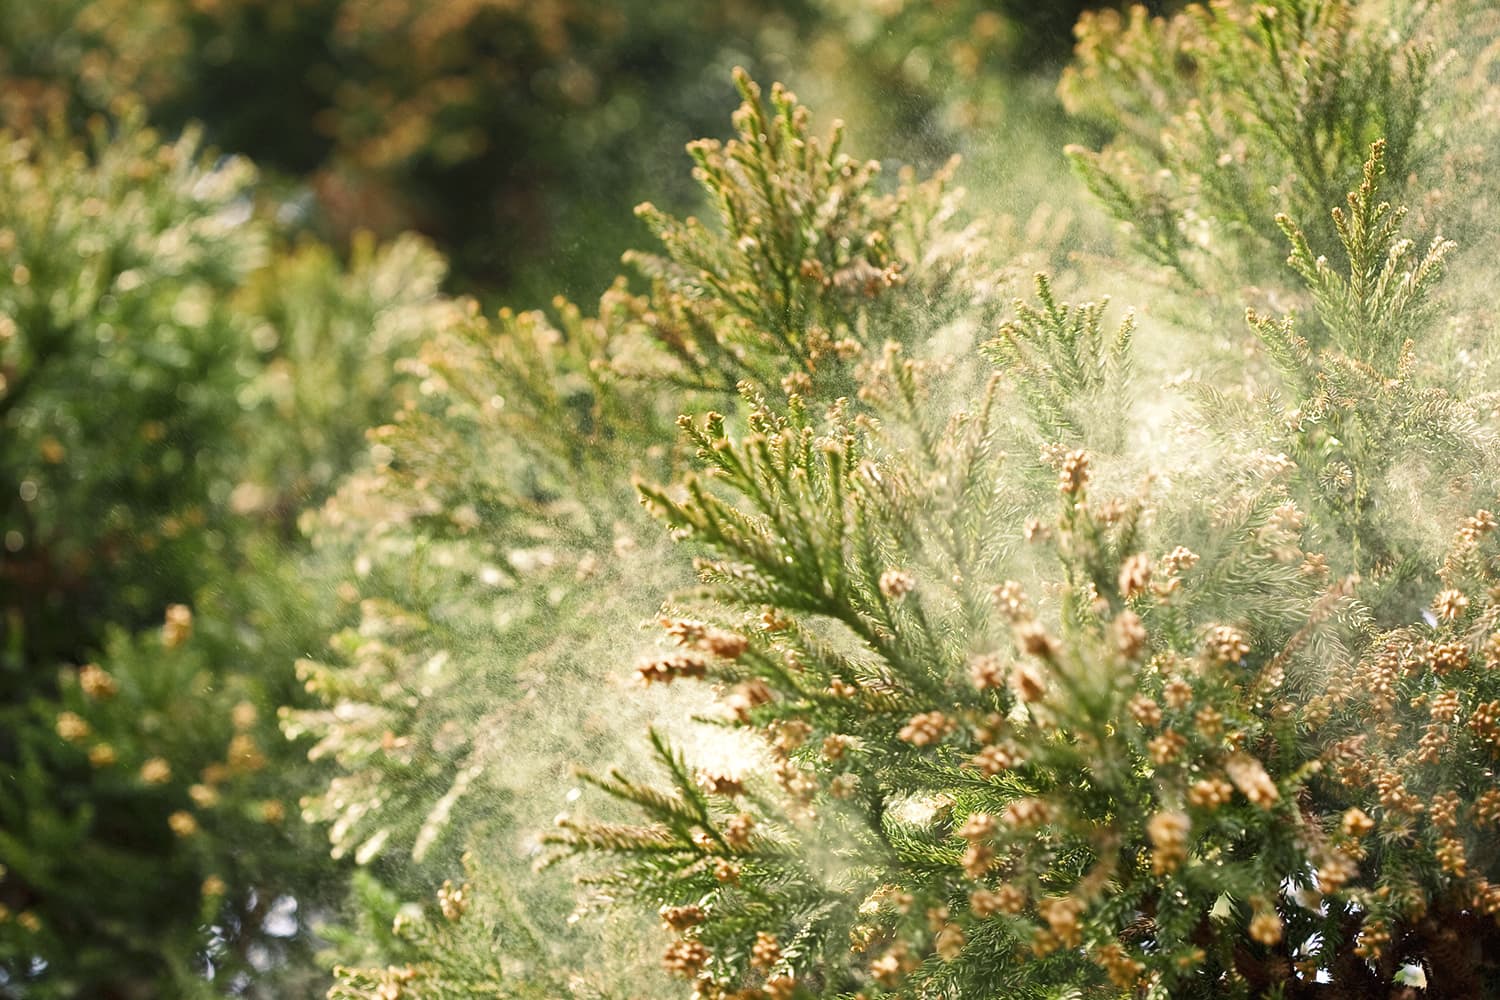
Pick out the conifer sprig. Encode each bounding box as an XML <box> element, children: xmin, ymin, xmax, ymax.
<box><xmin>626</xmin><ymin>68</ymin><xmax>989</xmax><ymax>402</ymax></box>
<box><xmin>298</xmin><ymin>65</ymin><xmax>1004</xmax><ymax>999</ymax></box>
<box><xmin>1275</xmin><ymin>139</ymin><xmax>1454</xmax><ymax>366</ymax></box>
<box><xmin>303</xmin><ymin>16</ymin><xmax>1500</xmax><ymax>993</ymax></box>
<box><xmin>982</xmin><ymin>273</ymin><xmax>1134</xmax><ymax>447</ymax></box>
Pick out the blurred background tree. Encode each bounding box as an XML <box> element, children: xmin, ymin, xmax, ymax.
<box><xmin>0</xmin><ymin>0</ymin><xmax>1156</xmax><ymax>300</ymax></box>
<box><xmin>0</xmin><ymin>0</ymin><xmax>814</xmax><ymax>297</ymax></box>
<box><xmin>0</xmin><ymin>112</ymin><xmax>460</xmax><ymax>996</ymax></box>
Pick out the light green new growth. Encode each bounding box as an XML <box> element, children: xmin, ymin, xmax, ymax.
<box><xmin>1274</xmin><ymin>139</ymin><xmax>1453</xmax><ymax>366</ymax></box>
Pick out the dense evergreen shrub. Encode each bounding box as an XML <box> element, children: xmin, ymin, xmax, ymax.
<box><xmin>0</xmin><ymin>114</ymin><xmax>453</xmax><ymax>997</ymax></box>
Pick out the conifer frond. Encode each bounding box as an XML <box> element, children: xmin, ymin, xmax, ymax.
<box><xmin>622</xmin><ymin>69</ymin><xmax>994</xmax><ymax>402</ymax></box>
<box><xmin>1276</xmin><ymin>139</ymin><xmax>1455</xmax><ymax>365</ymax></box>
<box><xmin>983</xmin><ymin>273</ymin><xmax>1135</xmax><ymax>447</ymax></box>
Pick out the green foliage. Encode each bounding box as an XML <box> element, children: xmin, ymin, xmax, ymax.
<box><xmin>326</xmin><ymin>862</ymin><xmax>584</xmax><ymax>1000</ymax></box>
<box><xmin>290</xmin><ymin>68</ymin><xmax>1002</xmax><ymax>995</ymax></box>
<box><xmin>539</xmin><ymin>23</ymin><xmax>1500</xmax><ymax>1000</ymax></box>
<box><xmin>627</xmin><ymin>69</ymin><xmax>997</xmax><ymax>398</ymax></box>
<box><xmin>1272</xmin><ymin>140</ymin><xmax>1453</xmax><ymax>365</ymax></box>
<box><xmin>0</xmin><ymin>114</ymin><xmax>261</xmax><ymax>658</ymax></box>
<box><xmin>981</xmin><ymin>273</ymin><xmax>1134</xmax><ymax>448</ymax></box>
<box><xmin>1060</xmin><ymin>0</ymin><xmax>1438</xmax><ymax>288</ymax></box>
<box><xmin>555</xmin><ymin>369</ymin><xmax>1035</xmax><ymax>994</ymax></box>
<box><xmin>0</xmin><ymin>111</ymin><xmax>286</xmax><ymax>996</ymax></box>
<box><xmin>235</xmin><ymin>233</ymin><xmax>453</xmax><ymax>514</ymax></box>
<box><xmin>0</xmin><ymin>113</ymin><xmax>453</xmax><ymax>996</ymax></box>
<box><xmin>563</xmin><ymin>166</ymin><xmax>1500</xmax><ymax>998</ymax></box>
<box><xmin>11</xmin><ymin>3</ymin><xmax>1500</xmax><ymax>999</ymax></box>
<box><xmin>1231</xmin><ymin>140</ymin><xmax>1487</xmax><ymax>620</ymax></box>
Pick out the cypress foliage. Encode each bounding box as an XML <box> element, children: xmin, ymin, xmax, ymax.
<box><xmin>10</xmin><ymin>2</ymin><xmax>1500</xmax><ymax>998</ymax></box>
